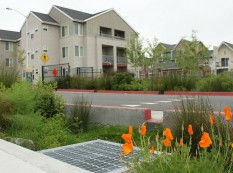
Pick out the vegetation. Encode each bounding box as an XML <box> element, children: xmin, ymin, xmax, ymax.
<box><xmin>121</xmin><ymin>97</ymin><xmax>233</xmax><ymax>172</ymax></box>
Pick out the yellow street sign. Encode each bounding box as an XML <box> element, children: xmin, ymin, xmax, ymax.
<box><xmin>40</xmin><ymin>53</ymin><xmax>49</xmax><ymax>63</ymax></box>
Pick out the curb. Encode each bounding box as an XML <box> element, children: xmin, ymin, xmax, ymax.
<box><xmin>164</xmin><ymin>91</ymin><xmax>233</xmax><ymax>96</ymax></box>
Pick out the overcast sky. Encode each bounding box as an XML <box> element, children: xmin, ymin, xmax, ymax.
<box><xmin>1</xmin><ymin>0</ymin><xmax>232</xmax><ymax>48</ymax></box>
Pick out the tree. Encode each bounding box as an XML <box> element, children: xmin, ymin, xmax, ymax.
<box><xmin>175</xmin><ymin>31</ymin><xmax>208</xmax><ymax>75</ymax></box>
<box><xmin>147</xmin><ymin>38</ymin><xmax>164</xmax><ymax>74</ymax></box>
<box><xmin>126</xmin><ymin>34</ymin><xmax>145</xmax><ymax>78</ymax></box>
<box><xmin>13</xmin><ymin>49</ymin><xmax>26</xmax><ymax>68</ymax></box>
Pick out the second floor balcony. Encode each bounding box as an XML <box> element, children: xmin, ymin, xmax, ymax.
<box><xmin>117</xmin><ymin>56</ymin><xmax>127</xmax><ymax>66</ymax></box>
<box><xmin>102</xmin><ymin>55</ymin><xmax>114</xmax><ymax>66</ymax></box>
<box><xmin>216</xmin><ymin>61</ymin><xmax>229</xmax><ymax>68</ymax></box>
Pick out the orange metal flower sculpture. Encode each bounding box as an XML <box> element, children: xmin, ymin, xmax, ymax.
<box><xmin>199</xmin><ymin>132</ymin><xmax>212</xmax><ymax>148</ymax></box>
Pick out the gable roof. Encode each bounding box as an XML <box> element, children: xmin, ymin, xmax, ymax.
<box><xmin>224</xmin><ymin>41</ymin><xmax>233</xmax><ymax>51</ymax></box>
<box><xmin>31</xmin><ymin>11</ymin><xmax>59</xmax><ymax>25</ymax></box>
<box><xmin>0</xmin><ymin>29</ymin><xmax>20</xmax><ymax>41</ymax></box>
<box><xmin>161</xmin><ymin>43</ymin><xmax>176</xmax><ymax>51</ymax></box>
<box><xmin>54</xmin><ymin>5</ymin><xmax>95</xmax><ymax>21</ymax></box>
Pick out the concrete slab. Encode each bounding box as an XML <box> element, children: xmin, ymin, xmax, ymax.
<box><xmin>0</xmin><ymin>139</ymin><xmax>91</xmax><ymax>173</ymax></box>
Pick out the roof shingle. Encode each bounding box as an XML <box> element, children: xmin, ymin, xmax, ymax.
<box><xmin>224</xmin><ymin>41</ymin><xmax>233</xmax><ymax>50</ymax></box>
<box><xmin>54</xmin><ymin>5</ymin><xmax>94</xmax><ymax>21</ymax></box>
<box><xmin>31</xmin><ymin>11</ymin><xmax>58</xmax><ymax>24</ymax></box>
<box><xmin>0</xmin><ymin>29</ymin><xmax>20</xmax><ymax>41</ymax></box>
<box><xmin>161</xmin><ymin>43</ymin><xmax>176</xmax><ymax>50</ymax></box>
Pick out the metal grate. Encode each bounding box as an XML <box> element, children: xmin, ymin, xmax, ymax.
<box><xmin>39</xmin><ymin>140</ymin><xmax>140</xmax><ymax>173</ymax></box>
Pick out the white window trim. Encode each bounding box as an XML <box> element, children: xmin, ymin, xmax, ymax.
<box><xmin>6</xmin><ymin>58</ymin><xmax>13</xmax><ymax>67</ymax></box>
<box><xmin>61</xmin><ymin>26</ymin><xmax>69</xmax><ymax>37</ymax></box>
<box><xmin>5</xmin><ymin>42</ymin><xmax>13</xmax><ymax>51</ymax></box>
<box><xmin>42</xmin><ymin>25</ymin><xmax>48</xmax><ymax>31</ymax></box>
<box><xmin>62</xmin><ymin>47</ymin><xmax>69</xmax><ymax>58</ymax></box>
<box><xmin>75</xmin><ymin>23</ymin><xmax>83</xmax><ymax>36</ymax></box>
<box><xmin>75</xmin><ymin>46</ymin><xmax>84</xmax><ymax>57</ymax></box>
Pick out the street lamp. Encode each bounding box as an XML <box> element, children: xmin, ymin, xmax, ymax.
<box><xmin>6</xmin><ymin>7</ymin><xmax>28</xmax><ymax>72</ymax></box>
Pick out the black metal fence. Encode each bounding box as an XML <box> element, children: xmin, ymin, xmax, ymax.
<box><xmin>42</xmin><ymin>63</ymin><xmax>70</xmax><ymax>82</ymax></box>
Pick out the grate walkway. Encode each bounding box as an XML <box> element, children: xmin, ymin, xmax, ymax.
<box><xmin>39</xmin><ymin>140</ymin><xmax>140</xmax><ymax>173</ymax></box>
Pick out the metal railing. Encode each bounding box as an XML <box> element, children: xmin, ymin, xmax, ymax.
<box><xmin>117</xmin><ymin>56</ymin><xmax>127</xmax><ymax>64</ymax></box>
<box><xmin>216</xmin><ymin>62</ymin><xmax>228</xmax><ymax>67</ymax></box>
<box><xmin>102</xmin><ymin>55</ymin><xmax>114</xmax><ymax>65</ymax></box>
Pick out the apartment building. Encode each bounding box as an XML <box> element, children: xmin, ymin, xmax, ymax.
<box><xmin>0</xmin><ymin>29</ymin><xmax>20</xmax><ymax>68</ymax></box>
<box><xmin>17</xmin><ymin>5</ymin><xmax>136</xmax><ymax>83</ymax></box>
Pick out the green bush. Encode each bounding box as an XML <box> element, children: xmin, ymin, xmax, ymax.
<box><xmin>6</xmin><ymin>113</ymin><xmax>77</xmax><ymax>150</ymax></box>
<box><xmin>5</xmin><ymin>82</ymin><xmax>36</xmax><ymax>115</ymax></box>
<box><xmin>68</xmin><ymin>96</ymin><xmax>92</xmax><ymax>133</ymax></box>
<box><xmin>170</xmin><ymin>96</ymin><xmax>213</xmax><ymax>155</ymax></box>
<box><xmin>0</xmin><ymin>65</ymin><xmax>19</xmax><ymax>88</ymax></box>
<box><xmin>197</xmin><ymin>74</ymin><xmax>233</xmax><ymax>91</ymax></box>
<box><xmin>34</xmin><ymin>82</ymin><xmax>64</xmax><ymax>118</ymax></box>
<box><xmin>112</xmin><ymin>72</ymin><xmax>134</xmax><ymax>90</ymax></box>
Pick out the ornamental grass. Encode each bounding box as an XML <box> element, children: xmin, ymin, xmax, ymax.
<box><xmin>121</xmin><ymin>98</ymin><xmax>233</xmax><ymax>172</ymax></box>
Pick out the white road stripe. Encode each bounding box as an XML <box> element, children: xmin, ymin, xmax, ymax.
<box><xmin>140</xmin><ymin>102</ymin><xmax>158</xmax><ymax>105</ymax></box>
<box><xmin>122</xmin><ymin>105</ymin><xmax>141</xmax><ymax>107</ymax></box>
<box><xmin>156</xmin><ymin>101</ymin><xmax>172</xmax><ymax>103</ymax></box>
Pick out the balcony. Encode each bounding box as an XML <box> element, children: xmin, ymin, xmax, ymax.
<box><xmin>117</xmin><ymin>56</ymin><xmax>127</xmax><ymax>67</ymax></box>
<box><xmin>100</xmin><ymin>26</ymin><xmax>112</xmax><ymax>38</ymax></box>
<box><xmin>114</xmin><ymin>29</ymin><xmax>125</xmax><ymax>40</ymax></box>
<box><xmin>102</xmin><ymin>55</ymin><xmax>114</xmax><ymax>66</ymax></box>
<box><xmin>216</xmin><ymin>61</ymin><xmax>229</xmax><ymax>69</ymax></box>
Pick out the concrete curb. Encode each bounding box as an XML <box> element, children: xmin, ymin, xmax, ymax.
<box><xmin>64</xmin><ymin>104</ymin><xmax>152</xmax><ymax>126</ymax></box>
<box><xmin>164</xmin><ymin>91</ymin><xmax>233</xmax><ymax>96</ymax></box>
<box><xmin>57</xmin><ymin>89</ymin><xmax>160</xmax><ymax>95</ymax></box>
<box><xmin>57</xmin><ymin>89</ymin><xmax>233</xmax><ymax>96</ymax></box>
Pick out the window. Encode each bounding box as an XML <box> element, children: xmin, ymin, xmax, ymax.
<box><xmin>5</xmin><ymin>42</ymin><xmax>13</xmax><ymax>51</ymax></box>
<box><xmin>75</xmin><ymin>23</ymin><xmax>83</xmax><ymax>36</ymax></box>
<box><xmin>62</xmin><ymin>47</ymin><xmax>68</xmax><ymax>58</ymax></box>
<box><xmin>221</xmin><ymin>58</ymin><xmax>229</xmax><ymax>67</ymax></box>
<box><xmin>61</xmin><ymin>26</ymin><xmax>68</xmax><ymax>37</ymax></box>
<box><xmin>43</xmin><ymin>25</ymin><xmax>48</xmax><ymax>31</ymax></box>
<box><xmin>75</xmin><ymin>46</ymin><xmax>83</xmax><ymax>57</ymax></box>
<box><xmin>43</xmin><ymin>46</ymin><xmax>48</xmax><ymax>52</ymax></box>
<box><xmin>6</xmin><ymin>58</ymin><xmax>13</xmax><ymax>67</ymax></box>
<box><xmin>31</xmin><ymin>54</ymin><xmax>34</xmax><ymax>60</ymax></box>
<box><xmin>31</xmin><ymin>33</ymin><xmax>34</xmax><ymax>39</ymax></box>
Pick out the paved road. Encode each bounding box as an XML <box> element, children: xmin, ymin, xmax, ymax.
<box><xmin>57</xmin><ymin>91</ymin><xmax>233</xmax><ymax>112</ymax></box>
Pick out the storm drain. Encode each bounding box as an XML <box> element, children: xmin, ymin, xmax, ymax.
<box><xmin>39</xmin><ymin>139</ymin><xmax>140</xmax><ymax>173</ymax></box>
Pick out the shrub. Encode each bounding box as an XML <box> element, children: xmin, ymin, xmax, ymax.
<box><xmin>67</xmin><ymin>96</ymin><xmax>92</xmax><ymax>133</ymax></box>
<box><xmin>197</xmin><ymin>74</ymin><xmax>233</xmax><ymax>91</ymax></box>
<box><xmin>34</xmin><ymin>81</ymin><xmax>64</xmax><ymax>118</ymax></box>
<box><xmin>0</xmin><ymin>95</ymin><xmax>14</xmax><ymax>130</ymax></box>
<box><xmin>0</xmin><ymin>65</ymin><xmax>19</xmax><ymax>88</ymax></box>
<box><xmin>112</xmin><ymin>72</ymin><xmax>134</xmax><ymax>90</ymax></box>
<box><xmin>6</xmin><ymin>113</ymin><xmax>77</xmax><ymax>150</ymax></box>
<box><xmin>5</xmin><ymin>82</ymin><xmax>36</xmax><ymax>115</ymax></box>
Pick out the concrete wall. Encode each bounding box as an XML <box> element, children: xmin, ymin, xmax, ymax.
<box><xmin>64</xmin><ymin>104</ymin><xmax>151</xmax><ymax>127</ymax></box>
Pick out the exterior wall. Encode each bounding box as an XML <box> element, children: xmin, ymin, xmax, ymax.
<box><xmin>86</xmin><ymin>10</ymin><xmax>134</xmax><ymax>40</ymax></box>
<box><xmin>21</xmin><ymin>13</ymin><xmax>60</xmax><ymax>83</ymax></box>
<box><xmin>0</xmin><ymin>40</ymin><xmax>18</xmax><ymax>67</ymax></box>
<box><xmin>217</xmin><ymin>44</ymin><xmax>233</xmax><ymax>71</ymax></box>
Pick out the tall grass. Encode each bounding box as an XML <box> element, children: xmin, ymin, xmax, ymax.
<box><xmin>0</xmin><ymin>65</ymin><xmax>19</xmax><ymax>88</ymax></box>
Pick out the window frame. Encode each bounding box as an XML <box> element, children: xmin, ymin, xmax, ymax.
<box><xmin>5</xmin><ymin>42</ymin><xmax>13</xmax><ymax>51</ymax></box>
<box><xmin>75</xmin><ymin>23</ymin><xmax>83</xmax><ymax>36</ymax></box>
<box><xmin>5</xmin><ymin>58</ymin><xmax>13</xmax><ymax>67</ymax></box>
<box><xmin>61</xmin><ymin>26</ymin><xmax>69</xmax><ymax>37</ymax></box>
<box><xmin>62</xmin><ymin>47</ymin><xmax>68</xmax><ymax>58</ymax></box>
<box><xmin>75</xmin><ymin>46</ymin><xmax>84</xmax><ymax>57</ymax></box>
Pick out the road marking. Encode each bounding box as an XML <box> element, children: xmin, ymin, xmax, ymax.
<box><xmin>168</xmin><ymin>99</ymin><xmax>181</xmax><ymax>102</ymax></box>
<box><xmin>122</xmin><ymin>105</ymin><xmax>141</xmax><ymax>107</ymax></box>
<box><xmin>181</xmin><ymin>97</ymin><xmax>195</xmax><ymax>100</ymax></box>
<box><xmin>140</xmin><ymin>102</ymin><xmax>158</xmax><ymax>105</ymax></box>
<box><xmin>156</xmin><ymin>101</ymin><xmax>172</xmax><ymax>103</ymax></box>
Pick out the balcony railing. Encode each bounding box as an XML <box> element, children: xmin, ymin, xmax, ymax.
<box><xmin>216</xmin><ymin>62</ymin><xmax>228</xmax><ymax>68</ymax></box>
<box><xmin>102</xmin><ymin>55</ymin><xmax>114</xmax><ymax>66</ymax></box>
<box><xmin>117</xmin><ymin>56</ymin><xmax>127</xmax><ymax>66</ymax></box>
